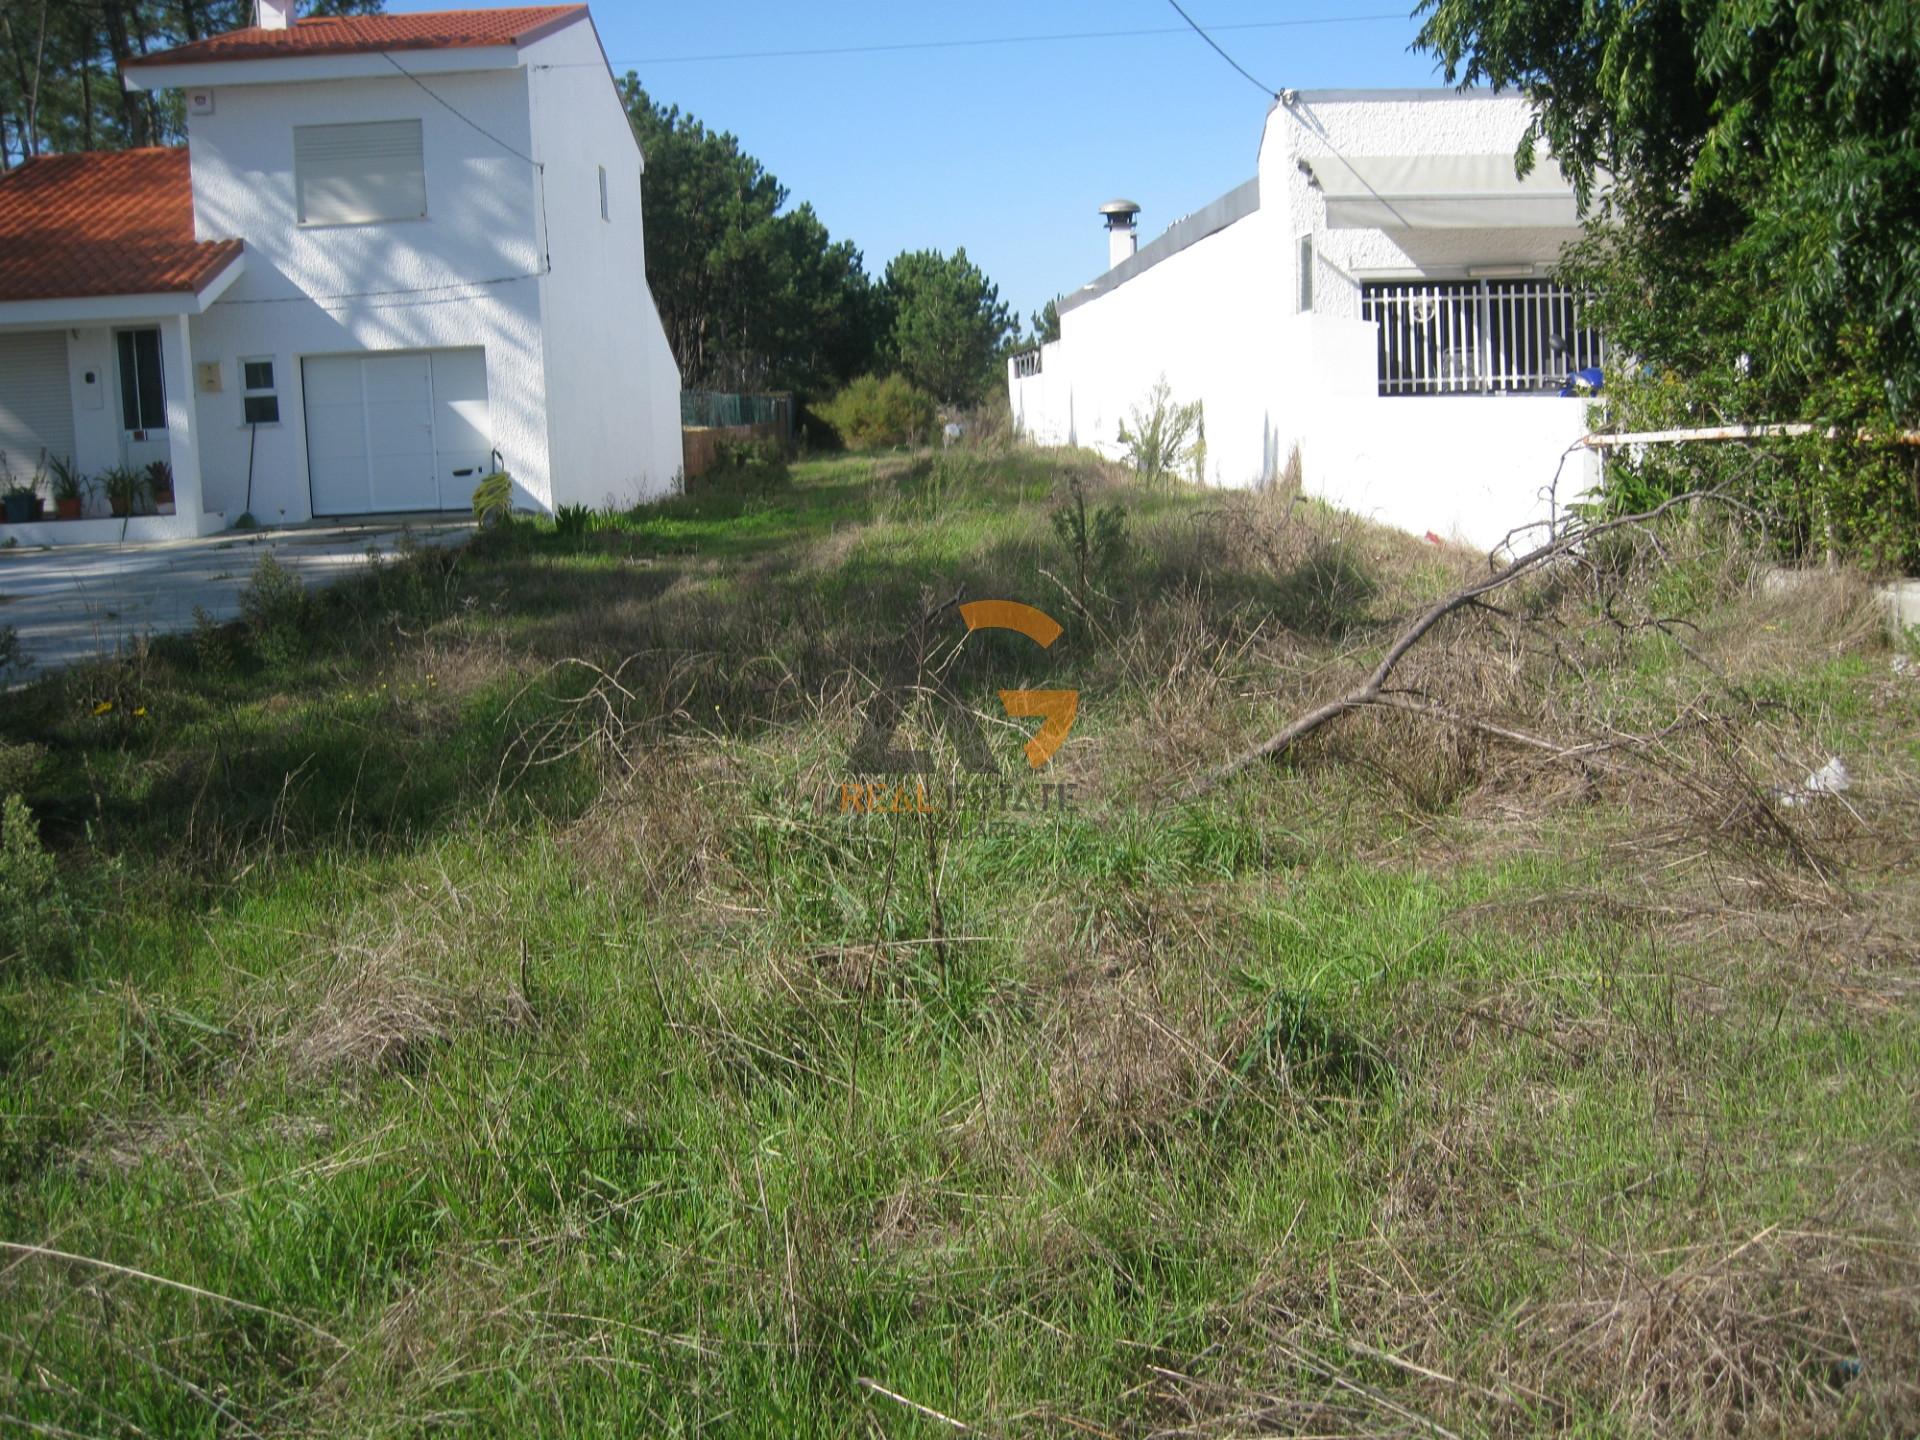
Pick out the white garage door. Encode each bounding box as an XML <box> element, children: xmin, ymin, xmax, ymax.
<box><xmin>0</xmin><ymin>332</ymin><xmax>76</xmax><ymax>483</ymax></box>
<box><xmin>303</xmin><ymin>348</ymin><xmax>492</xmax><ymax>516</ymax></box>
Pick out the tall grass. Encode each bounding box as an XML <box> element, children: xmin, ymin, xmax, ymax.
<box><xmin>0</xmin><ymin>445</ymin><xmax>1915</xmax><ymax>1435</ymax></box>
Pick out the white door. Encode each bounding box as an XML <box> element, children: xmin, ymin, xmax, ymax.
<box><xmin>303</xmin><ymin>349</ymin><xmax>491</xmax><ymax>516</ymax></box>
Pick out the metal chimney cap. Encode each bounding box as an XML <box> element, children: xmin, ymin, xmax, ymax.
<box><xmin>1097</xmin><ymin>198</ymin><xmax>1141</xmax><ymax>218</ymax></box>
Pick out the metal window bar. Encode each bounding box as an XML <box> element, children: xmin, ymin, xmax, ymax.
<box><xmin>1361</xmin><ymin>280</ymin><xmax>1604</xmax><ymax>396</ymax></box>
<box><xmin>1011</xmin><ymin>349</ymin><xmax>1043</xmax><ymax>378</ymax></box>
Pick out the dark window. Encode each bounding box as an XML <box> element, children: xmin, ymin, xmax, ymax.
<box><xmin>116</xmin><ymin>328</ymin><xmax>166</xmax><ymax>431</ymax></box>
<box><xmin>241</xmin><ymin>356</ymin><xmax>279</xmax><ymax>425</ymax></box>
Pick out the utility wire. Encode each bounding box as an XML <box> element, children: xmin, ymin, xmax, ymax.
<box><xmin>580</xmin><ymin>13</ymin><xmax>1403</xmax><ymax>67</ymax></box>
<box><xmin>379</xmin><ymin>50</ymin><xmax>552</xmax><ymax>271</ymax></box>
<box><xmin>212</xmin><ymin>272</ymin><xmax>546</xmax><ymax>306</ymax></box>
<box><xmin>379</xmin><ymin>51</ymin><xmax>541</xmax><ymax>168</ymax></box>
<box><xmin>1162</xmin><ymin>0</ymin><xmax>1279</xmax><ymax>98</ymax></box>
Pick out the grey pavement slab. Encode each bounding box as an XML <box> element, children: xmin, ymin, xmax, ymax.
<box><xmin>0</xmin><ymin>518</ymin><xmax>473</xmax><ymax>679</ymax></box>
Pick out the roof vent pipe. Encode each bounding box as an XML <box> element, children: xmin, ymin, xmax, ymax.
<box><xmin>1099</xmin><ymin>198</ymin><xmax>1140</xmax><ymax>270</ymax></box>
<box><xmin>255</xmin><ymin>0</ymin><xmax>294</xmax><ymax>31</ymax></box>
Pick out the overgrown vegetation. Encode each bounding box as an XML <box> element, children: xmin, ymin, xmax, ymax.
<box><xmin>1417</xmin><ymin>0</ymin><xmax>1920</xmax><ymax>572</ymax></box>
<box><xmin>1</xmin><ymin>444</ymin><xmax>1916</xmax><ymax>1435</ymax></box>
<box><xmin>1119</xmin><ymin>376</ymin><xmax>1206</xmax><ymax>485</ymax></box>
<box><xmin>814</xmin><ymin>372</ymin><xmax>938</xmax><ymax>449</ymax></box>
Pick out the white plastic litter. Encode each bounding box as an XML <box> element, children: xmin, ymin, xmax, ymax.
<box><xmin>1777</xmin><ymin>755</ymin><xmax>1851</xmax><ymax>808</ymax></box>
<box><xmin>1894</xmin><ymin>654</ymin><xmax>1915</xmax><ymax>678</ymax></box>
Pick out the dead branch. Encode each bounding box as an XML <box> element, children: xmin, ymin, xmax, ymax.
<box><xmin>1194</xmin><ymin>490</ymin><xmax>1719</xmax><ymax>797</ymax></box>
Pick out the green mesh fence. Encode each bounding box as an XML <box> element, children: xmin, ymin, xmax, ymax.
<box><xmin>680</xmin><ymin>392</ymin><xmax>794</xmax><ymax>433</ymax></box>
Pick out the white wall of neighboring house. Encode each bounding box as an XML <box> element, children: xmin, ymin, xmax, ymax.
<box><xmin>524</xmin><ymin>19</ymin><xmax>683</xmax><ymax>507</ymax></box>
<box><xmin>1010</xmin><ymin>89</ymin><xmax>1601</xmax><ymax>552</ymax></box>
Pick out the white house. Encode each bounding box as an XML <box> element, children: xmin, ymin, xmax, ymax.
<box><xmin>1009</xmin><ymin>89</ymin><xmax>1606</xmax><ymax>550</ymax></box>
<box><xmin>0</xmin><ymin>1</ymin><xmax>681</xmax><ymax>546</ymax></box>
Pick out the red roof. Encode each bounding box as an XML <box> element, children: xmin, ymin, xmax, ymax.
<box><xmin>0</xmin><ymin>149</ymin><xmax>243</xmax><ymax>304</ymax></box>
<box><xmin>123</xmin><ymin>6</ymin><xmax>586</xmax><ymax>67</ymax></box>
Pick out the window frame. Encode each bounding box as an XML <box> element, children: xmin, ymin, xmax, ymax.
<box><xmin>115</xmin><ymin>327</ymin><xmax>167</xmax><ymax>433</ymax></box>
<box><xmin>240</xmin><ymin>355</ymin><xmax>281</xmax><ymax>426</ymax></box>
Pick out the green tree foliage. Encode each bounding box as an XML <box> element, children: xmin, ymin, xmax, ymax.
<box><xmin>0</xmin><ymin>0</ymin><xmax>382</xmax><ymax>162</ymax></box>
<box><xmin>620</xmin><ymin>77</ymin><xmax>882</xmax><ymax>395</ymax></box>
<box><xmin>1416</xmin><ymin>0</ymin><xmax>1920</xmax><ymax>570</ymax></box>
<box><xmin>882</xmin><ymin>248</ymin><xmax>1016</xmax><ymax>406</ymax></box>
<box><xmin>1032</xmin><ymin>297</ymin><xmax>1061</xmax><ymax>346</ymax></box>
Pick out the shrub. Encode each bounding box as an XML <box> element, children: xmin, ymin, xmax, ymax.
<box><xmin>816</xmin><ymin>374</ymin><xmax>937</xmax><ymax>449</ymax></box>
<box><xmin>471</xmin><ymin>471</ymin><xmax>513</xmax><ymax>527</ymax></box>
<box><xmin>1050</xmin><ymin>469</ymin><xmax>1129</xmax><ymax>603</ymax></box>
<box><xmin>0</xmin><ymin>793</ymin><xmax>73</xmax><ymax>970</ymax></box>
<box><xmin>239</xmin><ymin>553</ymin><xmax>309</xmax><ymax>667</ymax></box>
<box><xmin>1118</xmin><ymin>377</ymin><xmax>1205</xmax><ymax>485</ymax></box>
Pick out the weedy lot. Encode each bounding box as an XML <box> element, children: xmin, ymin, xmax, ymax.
<box><xmin>0</xmin><ymin>445</ymin><xmax>1916</xmax><ymax>1437</ymax></box>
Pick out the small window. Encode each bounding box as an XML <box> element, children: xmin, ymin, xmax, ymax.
<box><xmin>1297</xmin><ymin>235</ymin><xmax>1314</xmax><ymax>313</ymax></box>
<box><xmin>116</xmin><ymin>327</ymin><xmax>166</xmax><ymax>431</ymax></box>
<box><xmin>294</xmin><ymin>119</ymin><xmax>426</xmax><ymax>225</ymax></box>
<box><xmin>598</xmin><ymin>165</ymin><xmax>609</xmax><ymax>221</ymax></box>
<box><xmin>241</xmin><ymin>357</ymin><xmax>280</xmax><ymax>425</ymax></box>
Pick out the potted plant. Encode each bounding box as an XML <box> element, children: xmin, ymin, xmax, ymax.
<box><xmin>146</xmin><ymin>459</ymin><xmax>174</xmax><ymax>511</ymax></box>
<box><xmin>1</xmin><ymin>483</ymin><xmax>33</xmax><ymax>526</ymax></box>
<box><xmin>101</xmin><ymin>465</ymin><xmax>147</xmax><ymax>519</ymax></box>
<box><xmin>48</xmin><ymin>456</ymin><xmax>87</xmax><ymax>520</ymax></box>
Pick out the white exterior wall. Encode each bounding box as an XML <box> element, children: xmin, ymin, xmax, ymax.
<box><xmin>1015</xmin><ymin>209</ymin><xmax>1284</xmax><ymax>486</ymax></box>
<box><xmin>1011</xmin><ymin>90</ymin><xmax>1601</xmax><ymax>552</ymax></box>
<box><xmin>181</xmin><ymin>68</ymin><xmax>548</xmax><ymax>523</ymax></box>
<box><xmin>524</xmin><ymin>21</ymin><xmax>682</xmax><ymax>506</ymax></box>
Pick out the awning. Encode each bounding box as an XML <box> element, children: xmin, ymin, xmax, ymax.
<box><xmin>1306</xmin><ymin>153</ymin><xmax>1591</xmax><ymax>230</ymax></box>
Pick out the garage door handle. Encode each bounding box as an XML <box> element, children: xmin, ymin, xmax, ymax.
<box><xmin>452</xmin><ymin>467</ymin><xmax>477</xmax><ymax>477</ymax></box>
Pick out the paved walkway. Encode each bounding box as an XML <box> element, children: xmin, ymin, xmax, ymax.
<box><xmin>0</xmin><ymin>518</ymin><xmax>472</xmax><ymax>678</ymax></box>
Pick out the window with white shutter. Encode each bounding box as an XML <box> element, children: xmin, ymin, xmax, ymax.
<box><xmin>294</xmin><ymin>119</ymin><xmax>426</xmax><ymax>226</ymax></box>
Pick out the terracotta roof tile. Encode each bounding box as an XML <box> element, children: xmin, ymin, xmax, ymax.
<box><xmin>123</xmin><ymin>6</ymin><xmax>586</xmax><ymax>66</ymax></box>
<box><xmin>0</xmin><ymin>148</ymin><xmax>242</xmax><ymax>304</ymax></box>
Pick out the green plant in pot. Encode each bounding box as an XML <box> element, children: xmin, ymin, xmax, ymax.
<box><xmin>1</xmin><ymin>483</ymin><xmax>33</xmax><ymax>526</ymax></box>
<box><xmin>48</xmin><ymin>456</ymin><xmax>87</xmax><ymax>520</ymax></box>
<box><xmin>145</xmin><ymin>459</ymin><xmax>174</xmax><ymax>511</ymax></box>
<box><xmin>100</xmin><ymin>465</ymin><xmax>147</xmax><ymax>519</ymax></box>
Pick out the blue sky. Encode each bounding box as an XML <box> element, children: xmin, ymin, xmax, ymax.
<box><xmin>395</xmin><ymin>0</ymin><xmax>1444</xmax><ymax>324</ymax></box>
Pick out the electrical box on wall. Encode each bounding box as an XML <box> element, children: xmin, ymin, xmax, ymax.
<box><xmin>187</xmin><ymin>89</ymin><xmax>215</xmax><ymax>117</ymax></box>
<box><xmin>196</xmin><ymin>361</ymin><xmax>223</xmax><ymax>393</ymax></box>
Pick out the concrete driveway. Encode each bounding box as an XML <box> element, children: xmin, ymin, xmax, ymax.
<box><xmin>0</xmin><ymin>518</ymin><xmax>472</xmax><ymax>679</ymax></box>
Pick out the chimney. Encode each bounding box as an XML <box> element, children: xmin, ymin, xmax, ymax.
<box><xmin>255</xmin><ymin>0</ymin><xmax>294</xmax><ymax>31</ymax></box>
<box><xmin>1099</xmin><ymin>199</ymin><xmax>1141</xmax><ymax>270</ymax></box>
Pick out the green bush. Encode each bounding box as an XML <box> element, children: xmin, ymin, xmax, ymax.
<box><xmin>0</xmin><ymin>793</ymin><xmax>73</xmax><ymax>970</ymax></box>
<box><xmin>238</xmin><ymin>554</ymin><xmax>310</xmax><ymax>667</ymax></box>
<box><xmin>815</xmin><ymin>374</ymin><xmax>937</xmax><ymax>449</ymax></box>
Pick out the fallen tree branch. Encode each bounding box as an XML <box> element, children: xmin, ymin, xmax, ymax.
<box><xmin>1193</xmin><ymin>489</ymin><xmax>1719</xmax><ymax>797</ymax></box>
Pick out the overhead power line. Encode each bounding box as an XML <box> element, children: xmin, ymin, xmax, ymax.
<box><xmin>596</xmin><ymin>13</ymin><xmax>1403</xmax><ymax>67</ymax></box>
<box><xmin>1163</xmin><ymin>0</ymin><xmax>1280</xmax><ymax>98</ymax></box>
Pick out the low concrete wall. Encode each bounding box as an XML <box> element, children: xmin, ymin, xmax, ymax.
<box><xmin>0</xmin><ymin>509</ymin><xmax>222</xmax><ymax>546</ymax></box>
